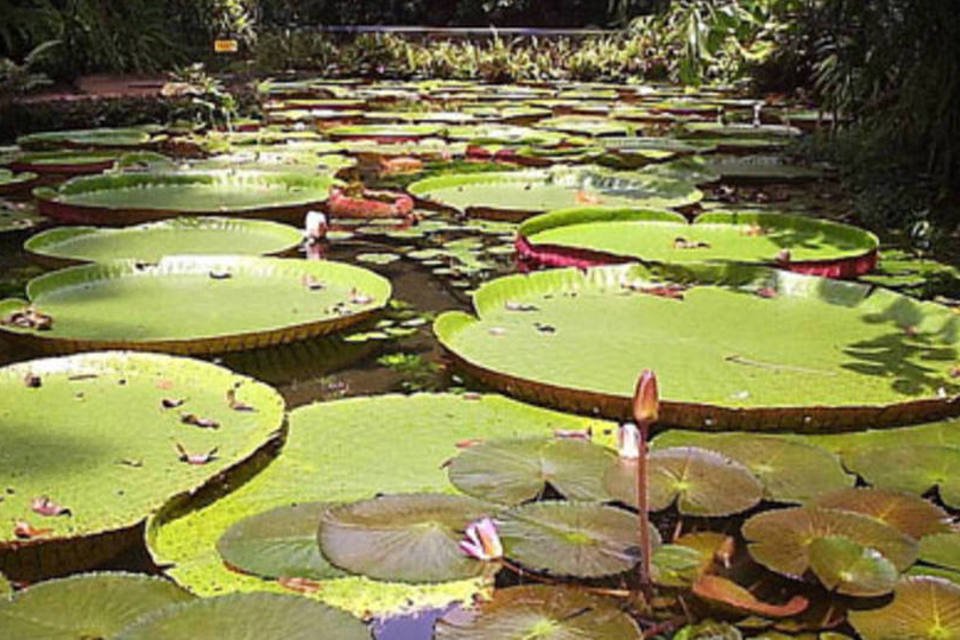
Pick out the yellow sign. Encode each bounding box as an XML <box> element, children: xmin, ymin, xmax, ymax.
<box><xmin>214</xmin><ymin>39</ymin><xmax>239</xmax><ymax>53</ymax></box>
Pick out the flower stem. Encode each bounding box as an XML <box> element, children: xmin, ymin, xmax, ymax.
<box><xmin>637</xmin><ymin>419</ymin><xmax>653</xmax><ymax>601</ymax></box>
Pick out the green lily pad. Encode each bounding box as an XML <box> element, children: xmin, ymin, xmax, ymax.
<box><xmin>0</xmin><ymin>200</ymin><xmax>44</xmax><ymax>234</ymax></box>
<box><xmin>499</xmin><ymin>501</ymin><xmax>654</xmax><ymax>578</ymax></box>
<box><xmin>810</xmin><ymin>488</ymin><xmax>953</xmax><ymax>539</ymax></box>
<box><xmin>445</xmin><ymin>125</ymin><xmax>565</xmax><ymax>146</ymax></box>
<box><xmin>843</xmin><ymin>445</ymin><xmax>960</xmax><ymax>508</ymax></box>
<box><xmin>0</xmin><ymin>168</ymin><xmax>38</xmax><ymax>194</ymax></box>
<box><xmin>0</xmin><ymin>572</ymin><xmax>193</xmax><ymax>638</ymax></box>
<box><xmin>34</xmin><ymin>171</ymin><xmax>338</xmax><ymax>225</ymax></box>
<box><xmin>434</xmin><ymin>585</ymin><xmax>642</xmax><ymax>639</ymax></box>
<box><xmin>605</xmin><ymin>447</ymin><xmax>763</xmax><ymax>516</ymax></box>
<box><xmin>742</xmin><ymin>507</ymin><xmax>918</xmax><ymax>579</ymax></box>
<box><xmin>652</xmin><ymin>544</ymin><xmax>706</xmax><ymax>587</ymax></box>
<box><xmin>318</xmin><ymin>493</ymin><xmax>496</xmax><ymax>583</ymax></box>
<box><xmin>435</xmin><ymin>263</ymin><xmax>960</xmax><ymax>430</ymax></box>
<box><xmin>518</xmin><ymin>208</ymin><xmax>877</xmax><ymax>270</ymax></box>
<box><xmin>651</xmin><ymin>431</ymin><xmax>853</xmax><ymax>503</ymax></box>
<box><xmin>680</xmin><ymin>123</ymin><xmax>802</xmax><ymax>140</ymax></box>
<box><xmin>217</xmin><ymin>502</ymin><xmax>346</xmax><ymax>581</ymax></box>
<box><xmin>708</xmin><ymin>156</ymin><xmax>827</xmax><ymax>184</ymax></box>
<box><xmin>809</xmin><ymin>536</ymin><xmax>899</xmax><ymax>597</ymax></box>
<box><xmin>848</xmin><ymin>576</ymin><xmax>960</xmax><ymax>640</ymax></box>
<box><xmin>533</xmin><ymin>116</ymin><xmax>635</xmax><ymax>137</ymax></box>
<box><xmin>409</xmin><ymin>166</ymin><xmax>702</xmax><ymax>219</ymax></box>
<box><xmin>9</xmin><ymin>150</ymin><xmax>121</xmax><ymax>175</ymax></box>
<box><xmin>115</xmin><ymin>592</ymin><xmax>370</xmax><ymax>640</ymax></box>
<box><xmin>0</xmin><ymin>573</ymin><xmax>9</xmax><ymax>598</ymax></box>
<box><xmin>327</xmin><ymin>124</ymin><xmax>443</xmax><ymax>141</ymax></box>
<box><xmin>0</xmin><ymin>256</ymin><xmax>390</xmax><ymax>355</ymax></box>
<box><xmin>147</xmin><ymin>394</ymin><xmax>609</xmax><ymax>616</ymax></box>
<box><xmin>25</xmin><ymin>217</ymin><xmax>304</xmax><ymax>265</ymax></box>
<box><xmin>0</xmin><ymin>352</ymin><xmax>284</xmax><ymax>580</ymax></box>
<box><xmin>363</xmin><ymin>110</ymin><xmax>476</xmax><ymax>124</ymax></box>
<box><xmin>919</xmin><ymin>534</ymin><xmax>960</xmax><ymax>573</ymax></box>
<box><xmin>640</xmin><ymin>156</ymin><xmax>721</xmax><ymax>185</ymax></box>
<box><xmin>17</xmin><ymin>127</ymin><xmax>155</xmax><ymax>150</ymax></box>
<box><xmin>355</xmin><ymin>252</ymin><xmax>400</xmax><ymax>265</ymax></box>
<box><xmin>193</xmin><ymin>148</ymin><xmax>355</xmax><ymax>174</ymax></box>
<box><xmin>446</xmin><ymin>437</ymin><xmax>615</xmax><ymax>505</ymax></box>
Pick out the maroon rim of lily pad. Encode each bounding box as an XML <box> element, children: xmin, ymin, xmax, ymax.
<box><xmin>514</xmin><ymin>234</ymin><xmax>879</xmax><ymax>280</ymax></box>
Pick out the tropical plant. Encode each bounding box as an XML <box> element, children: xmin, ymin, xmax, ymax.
<box><xmin>0</xmin><ymin>40</ymin><xmax>57</xmax><ymax>106</ymax></box>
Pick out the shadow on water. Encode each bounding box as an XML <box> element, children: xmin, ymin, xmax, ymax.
<box><xmin>373</xmin><ymin>604</ymin><xmax>461</xmax><ymax>640</ymax></box>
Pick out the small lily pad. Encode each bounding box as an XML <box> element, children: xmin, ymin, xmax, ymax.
<box><xmin>115</xmin><ymin>592</ymin><xmax>370</xmax><ymax>640</ymax></box>
<box><xmin>217</xmin><ymin>502</ymin><xmax>347</xmax><ymax>581</ymax></box>
<box><xmin>919</xmin><ymin>533</ymin><xmax>960</xmax><ymax>573</ymax></box>
<box><xmin>809</xmin><ymin>536</ymin><xmax>899</xmax><ymax>597</ymax></box>
<box><xmin>317</xmin><ymin>493</ymin><xmax>497</xmax><ymax>583</ymax></box>
<box><xmin>844</xmin><ymin>445</ymin><xmax>960</xmax><ymax>508</ymax></box>
<box><xmin>605</xmin><ymin>447</ymin><xmax>764</xmax><ymax>516</ymax></box>
<box><xmin>447</xmin><ymin>437</ymin><xmax>615</xmax><ymax>505</ymax></box>
<box><xmin>742</xmin><ymin>507</ymin><xmax>918</xmax><ymax>579</ymax></box>
<box><xmin>848</xmin><ymin>576</ymin><xmax>960</xmax><ymax>640</ymax></box>
<box><xmin>811</xmin><ymin>488</ymin><xmax>953</xmax><ymax>540</ymax></box>
<box><xmin>0</xmin><ymin>573</ymin><xmax>193</xmax><ymax>638</ymax></box>
<box><xmin>356</xmin><ymin>252</ymin><xmax>400</xmax><ymax>265</ymax></box>
<box><xmin>499</xmin><ymin>501</ymin><xmax>656</xmax><ymax>578</ymax></box>
<box><xmin>434</xmin><ymin>585</ymin><xmax>642</xmax><ymax>639</ymax></box>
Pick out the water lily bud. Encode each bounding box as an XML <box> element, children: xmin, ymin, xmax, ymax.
<box><xmin>618</xmin><ymin>422</ymin><xmax>641</xmax><ymax>460</ymax></box>
<box><xmin>459</xmin><ymin>517</ymin><xmax>503</xmax><ymax>561</ymax></box>
<box><xmin>632</xmin><ymin>369</ymin><xmax>659</xmax><ymax>426</ymax></box>
<box><xmin>776</xmin><ymin>249</ymin><xmax>791</xmax><ymax>264</ymax></box>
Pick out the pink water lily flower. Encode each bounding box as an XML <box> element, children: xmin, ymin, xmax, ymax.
<box><xmin>459</xmin><ymin>517</ymin><xmax>503</xmax><ymax>561</ymax></box>
<box><xmin>618</xmin><ymin>422</ymin><xmax>641</xmax><ymax>460</ymax></box>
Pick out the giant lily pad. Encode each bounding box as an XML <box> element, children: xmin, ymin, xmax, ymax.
<box><xmin>115</xmin><ymin>592</ymin><xmax>370</xmax><ymax>640</ymax></box>
<box><xmin>848</xmin><ymin>576</ymin><xmax>960</xmax><ymax>640</ymax></box>
<box><xmin>435</xmin><ymin>263</ymin><xmax>960</xmax><ymax>430</ymax></box>
<box><xmin>680</xmin><ymin>123</ymin><xmax>802</xmax><ymax>140</ymax></box>
<box><xmin>434</xmin><ymin>585</ymin><xmax>642</xmax><ymax>639</ymax></box>
<box><xmin>605</xmin><ymin>447</ymin><xmax>764</xmax><ymax>516</ymax></box>
<box><xmin>742</xmin><ymin>507</ymin><xmax>918</xmax><ymax>579</ymax></box>
<box><xmin>318</xmin><ymin>493</ymin><xmax>495</xmax><ymax>583</ymax></box>
<box><xmin>533</xmin><ymin>116</ymin><xmax>635</xmax><ymax>137</ymax></box>
<box><xmin>0</xmin><ymin>168</ymin><xmax>38</xmax><ymax>195</ymax></box>
<box><xmin>217</xmin><ymin>503</ymin><xmax>346</xmax><ymax>581</ymax></box>
<box><xmin>25</xmin><ymin>217</ymin><xmax>304</xmax><ymax>266</ymax></box>
<box><xmin>708</xmin><ymin>156</ymin><xmax>828</xmax><ymax>184</ymax></box>
<box><xmin>446</xmin><ymin>437</ymin><xmax>615</xmax><ymax>505</ymax></box>
<box><xmin>499</xmin><ymin>501</ymin><xmax>654</xmax><ymax>578</ymax></box>
<box><xmin>147</xmin><ymin>394</ymin><xmax>610</xmax><ymax>616</ymax></box>
<box><xmin>326</xmin><ymin>124</ymin><xmax>443</xmax><ymax>141</ymax></box>
<box><xmin>8</xmin><ymin>150</ymin><xmax>122</xmax><ymax>175</ymax></box>
<box><xmin>650</xmin><ymin>431</ymin><xmax>854</xmax><ymax>503</ymax></box>
<box><xmin>517</xmin><ymin>209</ymin><xmax>878</xmax><ymax>277</ymax></box>
<box><xmin>810</xmin><ymin>488</ymin><xmax>953</xmax><ymax>540</ymax></box>
<box><xmin>843</xmin><ymin>445</ymin><xmax>960</xmax><ymax>508</ymax></box>
<box><xmin>17</xmin><ymin>127</ymin><xmax>156</xmax><ymax>150</ymax></box>
<box><xmin>0</xmin><ymin>200</ymin><xmax>44</xmax><ymax>234</ymax></box>
<box><xmin>34</xmin><ymin>171</ymin><xmax>338</xmax><ymax>225</ymax></box>
<box><xmin>444</xmin><ymin>125</ymin><xmax>566</xmax><ymax>146</ymax></box>
<box><xmin>0</xmin><ymin>352</ymin><xmax>284</xmax><ymax>580</ymax></box>
<box><xmin>0</xmin><ymin>573</ymin><xmax>194</xmax><ymax>638</ymax></box>
<box><xmin>409</xmin><ymin>166</ymin><xmax>701</xmax><ymax>220</ymax></box>
<box><xmin>808</xmin><ymin>536</ymin><xmax>899</xmax><ymax>597</ymax></box>
<box><xmin>0</xmin><ymin>256</ymin><xmax>390</xmax><ymax>354</ymax></box>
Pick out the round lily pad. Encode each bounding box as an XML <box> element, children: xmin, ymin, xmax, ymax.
<box><xmin>434</xmin><ymin>585</ymin><xmax>642</xmax><ymax>639</ymax></box>
<box><xmin>0</xmin><ymin>200</ymin><xmax>44</xmax><ymax>234</ymax></box>
<box><xmin>848</xmin><ymin>576</ymin><xmax>960</xmax><ymax>640</ymax></box>
<box><xmin>650</xmin><ymin>431</ymin><xmax>854</xmax><ymax>503</ymax></box>
<box><xmin>446</xmin><ymin>437</ymin><xmax>615</xmax><ymax>505</ymax></box>
<box><xmin>0</xmin><ymin>352</ymin><xmax>284</xmax><ymax>580</ymax></box>
<box><xmin>919</xmin><ymin>533</ymin><xmax>960</xmax><ymax>573</ymax></box>
<box><xmin>808</xmin><ymin>536</ymin><xmax>899</xmax><ymax>597</ymax></box>
<box><xmin>409</xmin><ymin>166</ymin><xmax>702</xmax><ymax>220</ymax></box>
<box><xmin>499</xmin><ymin>501</ymin><xmax>654</xmax><ymax>578</ymax></box>
<box><xmin>0</xmin><ymin>256</ymin><xmax>390</xmax><ymax>355</ymax></box>
<box><xmin>9</xmin><ymin>150</ymin><xmax>121</xmax><ymax>175</ymax></box>
<box><xmin>533</xmin><ymin>116</ymin><xmax>635</xmax><ymax>137</ymax></box>
<box><xmin>115</xmin><ymin>592</ymin><xmax>370</xmax><ymax>640</ymax></box>
<box><xmin>0</xmin><ymin>168</ymin><xmax>38</xmax><ymax>195</ymax></box>
<box><xmin>147</xmin><ymin>394</ymin><xmax>609</xmax><ymax>616</ymax></box>
<box><xmin>681</xmin><ymin>123</ymin><xmax>802</xmax><ymax>140</ymax></box>
<box><xmin>17</xmin><ymin>127</ymin><xmax>155</xmax><ymax>150</ymax></box>
<box><xmin>0</xmin><ymin>573</ymin><xmax>193</xmax><ymax>638</ymax></box>
<box><xmin>435</xmin><ymin>263</ymin><xmax>960</xmax><ymax>430</ymax></box>
<box><xmin>318</xmin><ymin>493</ymin><xmax>496</xmax><ymax>583</ymax></box>
<box><xmin>708</xmin><ymin>156</ymin><xmax>827</xmax><ymax>184</ymax></box>
<box><xmin>34</xmin><ymin>171</ymin><xmax>338</xmax><ymax>225</ymax></box>
<box><xmin>811</xmin><ymin>488</ymin><xmax>953</xmax><ymax>540</ymax></box>
<box><xmin>517</xmin><ymin>208</ymin><xmax>878</xmax><ymax>277</ymax></box>
<box><xmin>843</xmin><ymin>445</ymin><xmax>960</xmax><ymax>508</ymax></box>
<box><xmin>217</xmin><ymin>502</ymin><xmax>346</xmax><ymax>581</ymax></box>
<box><xmin>605</xmin><ymin>447</ymin><xmax>764</xmax><ymax>516</ymax></box>
<box><xmin>742</xmin><ymin>507</ymin><xmax>918</xmax><ymax>579</ymax></box>
<box><xmin>25</xmin><ymin>217</ymin><xmax>304</xmax><ymax>266</ymax></box>
<box><xmin>327</xmin><ymin>124</ymin><xmax>443</xmax><ymax>141</ymax></box>
<box><xmin>444</xmin><ymin>125</ymin><xmax>565</xmax><ymax>146</ymax></box>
